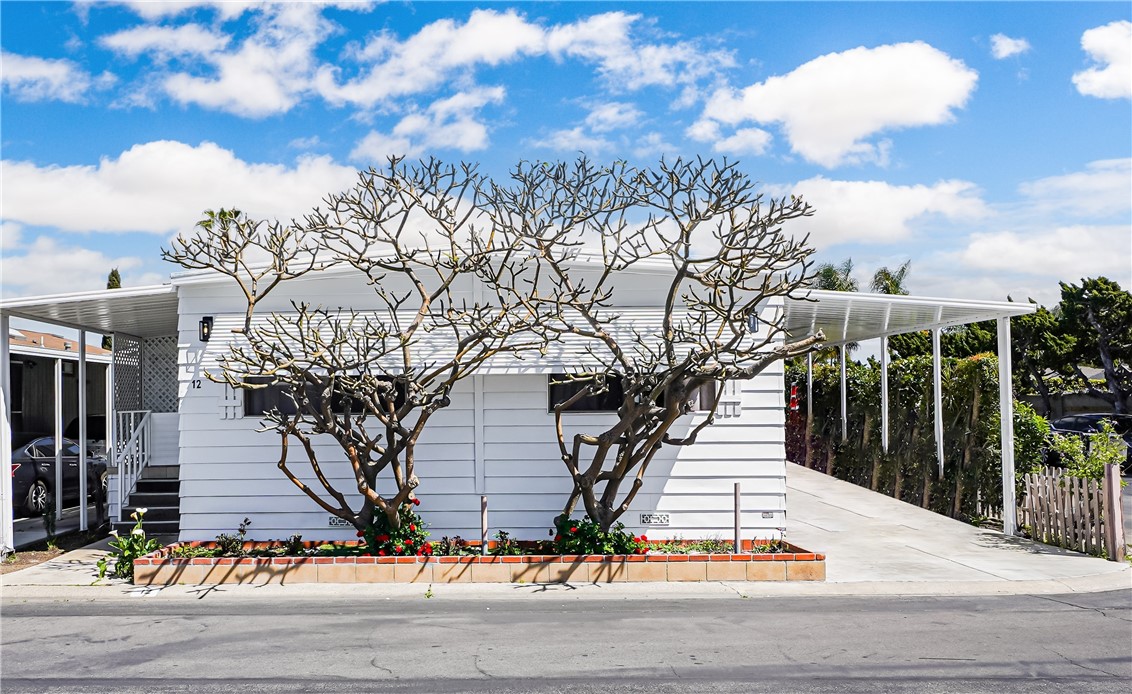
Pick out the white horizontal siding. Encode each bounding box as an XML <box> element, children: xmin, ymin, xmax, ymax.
<box><xmin>176</xmin><ymin>276</ymin><xmax>788</xmax><ymax>543</ymax></box>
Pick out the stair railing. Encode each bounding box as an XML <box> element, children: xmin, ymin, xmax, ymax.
<box><xmin>115</xmin><ymin>410</ymin><xmax>152</xmax><ymax>519</ymax></box>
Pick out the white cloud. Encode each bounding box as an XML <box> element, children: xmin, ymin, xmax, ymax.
<box><xmin>990</xmin><ymin>34</ymin><xmax>1031</xmax><ymax>59</ymax></box>
<box><xmin>1072</xmin><ymin>20</ymin><xmax>1132</xmax><ymax>100</ymax></box>
<box><xmin>1</xmin><ymin>140</ymin><xmax>359</xmax><ymax>236</ymax></box>
<box><xmin>319</xmin><ymin>9</ymin><xmax>545</xmax><ymax>108</ymax></box>
<box><xmin>700</xmin><ymin>42</ymin><xmax>978</xmax><ymax>167</ymax></box>
<box><xmin>0</xmin><ymin>51</ymin><xmax>94</xmax><ymax>103</ymax></box>
<box><xmin>100</xmin><ymin>24</ymin><xmax>231</xmax><ymax>59</ymax></box>
<box><xmin>546</xmin><ymin>12</ymin><xmax>733</xmax><ymax>91</ymax></box>
<box><xmin>110</xmin><ymin>1</ymin><xmax>260</xmax><ymax>21</ymax></box>
<box><xmin>321</xmin><ymin>9</ymin><xmax>730</xmax><ymax>109</ymax></box>
<box><xmin>771</xmin><ymin>176</ymin><xmax>990</xmax><ymax>248</ymax></box>
<box><xmin>0</xmin><ymin>236</ymin><xmax>149</xmax><ymax>297</ymax></box>
<box><xmin>528</xmin><ymin>127</ymin><xmax>612</xmax><ymax>155</ymax></box>
<box><xmin>1018</xmin><ymin>158</ymin><xmax>1132</xmax><ymax>218</ymax></box>
<box><xmin>959</xmin><ymin>225</ymin><xmax>1132</xmax><ymax>283</ymax></box>
<box><xmin>632</xmin><ymin>132</ymin><xmax>678</xmax><ymax>159</ymax></box>
<box><xmin>0</xmin><ymin>221</ymin><xmax>23</xmax><ymax>251</ymax></box>
<box><xmin>349</xmin><ymin>87</ymin><xmax>505</xmax><ymax>161</ymax></box>
<box><xmin>584</xmin><ymin>102</ymin><xmax>643</xmax><ymax>132</ymax></box>
<box><xmin>712</xmin><ymin>128</ymin><xmax>772</xmax><ymax>156</ymax></box>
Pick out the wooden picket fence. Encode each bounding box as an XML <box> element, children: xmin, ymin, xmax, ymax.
<box><xmin>1020</xmin><ymin>467</ymin><xmax>1106</xmax><ymax>555</ymax></box>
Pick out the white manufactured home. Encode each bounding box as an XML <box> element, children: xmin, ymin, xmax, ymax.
<box><xmin>1</xmin><ymin>263</ymin><xmax>1035</xmax><ymax>551</ymax></box>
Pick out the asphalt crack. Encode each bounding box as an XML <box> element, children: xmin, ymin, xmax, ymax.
<box><xmin>1046</xmin><ymin>646</ymin><xmax>1123</xmax><ymax>678</ymax></box>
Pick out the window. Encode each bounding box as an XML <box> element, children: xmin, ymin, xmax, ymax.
<box><xmin>547</xmin><ymin>375</ymin><xmax>717</xmax><ymax>414</ymax></box>
<box><xmin>547</xmin><ymin>374</ymin><xmax>624</xmax><ymax>413</ymax></box>
<box><xmin>243</xmin><ymin>376</ymin><xmax>406</xmax><ymax>418</ymax></box>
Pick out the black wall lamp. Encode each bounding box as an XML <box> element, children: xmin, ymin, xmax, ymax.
<box><xmin>199</xmin><ymin>316</ymin><xmax>214</xmax><ymax>343</ymax></box>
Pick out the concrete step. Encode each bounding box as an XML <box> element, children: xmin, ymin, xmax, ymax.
<box><xmin>121</xmin><ymin>505</ymin><xmax>179</xmax><ymax>523</ymax></box>
<box><xmin>128</xmin><ymin>492</ymin><xmax>179</xmax><ymax>507</ymax></box>
<box><xmin>114</xmin><ymin>518</ymin><xmax>179</xmax><ymax>536</ymax></box>
<box><xmin>134</xmin><ymin>478</ymin><xmax>179</xmax><ymax>494</ymax></box>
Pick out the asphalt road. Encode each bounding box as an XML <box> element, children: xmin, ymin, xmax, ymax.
<box><xmin>2</xmin><ymin>590</ymin><xmax>1129</xmax><ymax>693</ymax></box>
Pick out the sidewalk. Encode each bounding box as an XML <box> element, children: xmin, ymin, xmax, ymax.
<box><xmin>3</xmin><ymin>464</ymin><xmax>1128</xmax><ymax>600</ymax></box>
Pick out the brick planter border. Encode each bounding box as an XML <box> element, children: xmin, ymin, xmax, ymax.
<box><xmin>133</xmin><ymin>541</ymin><xmax>825</xmax><ymax>586</ymax></box>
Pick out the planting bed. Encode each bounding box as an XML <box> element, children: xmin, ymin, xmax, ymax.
<box><xmin>133</xmin><ymin>541</ymin><xmax>826</xmax><ymax>585</ymax></box>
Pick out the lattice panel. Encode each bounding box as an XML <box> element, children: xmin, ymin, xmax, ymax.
<box><xmin>113</xmin><ymin>334</ymin><xmax>142</xmax><ymax>411</ymax></box>
<box><xmin>142</xmin><ymin>335</ymin><xmax>179</xmax><ymax>413</ymax></box>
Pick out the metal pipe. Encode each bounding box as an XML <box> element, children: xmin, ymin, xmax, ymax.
<box><xmin>932</xmin><ymin>328</ymin><xmax>944</xmax><ymax>476</ymax></box>
<box><xmin>997</xmin><ymin>318</ymin><xmax>1017</xmax><ymax>536</ymax></box>
<box><xmin>481</xmin><ymin>495</ymin><xmax>488</xmax><ymax>556</ymax></box>
<box><xmin>0</xmin><ymin>312</ymin><xmax>14</xmax><ymax>554</ymax></box>
<box><xmin>733</xmin><ymin>482</ymin><xmax>742</xmax><ymax>553</ymax></box>
<box><xmin>78</xmin><ymin>332</ymin><xmax>87</xmax><ymax>531</ymax></box>
<box><xmin>54</xmin><ymin>358</ymin><xmax>63</xmax><ymax>523</ymax></box>
<box><xmin>880</xmin><ymin>335</ymin><xmax>889</xmax><ymax>453</ymax></box>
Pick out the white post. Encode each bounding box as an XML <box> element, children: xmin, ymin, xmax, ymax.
<box><xmin>105</xmin><ymin>355</ymin><xmax>115</xmax><ymax>525</ymax></box>
<box><xmin>733</xmin><ymin>482</ymin><xmax>742</xmax><ymax>553</ymax></box>
<box><xmin>880</xmin><ymin>335</ymin><xmax>889</xmax><ymax>453</ymax></box>
<box><xmin>839</xmin><ymin>346</ymin><xmax>848</xmax><ymax>444</ymax></box>
<box><xmin>0</xmin><ymin>312</ymin><xmax>13</xmax><ymax>554</ymax></box>
<box><xmin>54</xmin><ymin>357</ymin><xmax>63</xmax><ymax>522</ymax></box>
<box><xmin>932</xmin><ymin>328</ymin><xmax>944</xmax><ymax>476</ymax></box>
<box><xmin>78</xmin><ymin>332</ymin><xmax>88</xmax><ymax>531</ymax></box>
<box><xmin>480</xmin><ymin>495</ymin><xmax>488</xmax><ymax>556</ymax></box>
<box><xmin>997</xmin><ymin>318</ymin><xmax>1017</xmax><ymax>536</ymax></box>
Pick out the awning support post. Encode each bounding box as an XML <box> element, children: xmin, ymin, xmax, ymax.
<box><xmin>1</xmin><ymin>312</ymin><xmax>13</xmax><ymax>554</ymax></box>
<box><xmin>839</xmin><ymin>346</ymin><xmax>848</xmax><ymax>444</ymax></box>
<box><xmin>54</xmin><ymin>358</ymin><xmax>63</xmax><ymax>522</ymax></box>
<box><xmin>932</xmin><ymin>328</ymin><xmax>944</xmax><ymax>476</ymax></box>
<box><xmin>997</xmin><ymin>317</ymin><xmax>1017</xmax><ymax>536</ymax></box>
<box><xmin>880</xmin><ymin>335</ymin><xmax>889</xmax><ymax>453</ymax></box>
<box><xmin>78</xmin><ymin>331</ymin><xmax>88</xmax><ymax>532</ymax></box>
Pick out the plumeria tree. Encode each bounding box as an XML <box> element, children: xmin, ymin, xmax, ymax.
<box><xmin>483</xmin><ymin>158</ymin><xmax>824</xmax><ymax>531</ymax></box>
<box><xmin>162</xmin><ymin>158</ymin><xmax>549</xmax><ymax>533</ymax></box>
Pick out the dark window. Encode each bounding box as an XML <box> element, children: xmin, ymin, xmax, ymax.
<box><xmin>687</xmin><ymin>381</ymin><xmax>717</xmax><ymax>412</ymax></box>
<box><xmin>548</xmin><ymin>374</ymin><xmax>624</xmax><ymax>413</ymax></box>
<box><xmin>243</xmin><ymin>376</ymin><xmax>406</xmax><ymax>417</ymax></box>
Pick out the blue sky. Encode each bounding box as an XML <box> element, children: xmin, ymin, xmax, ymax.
<box><xmin>2</xmin><ymin>1</ymin><xmax>1129</xmax><ymax>308</ymax></box>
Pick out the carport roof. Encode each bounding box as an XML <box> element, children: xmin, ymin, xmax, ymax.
<box><xmin>783</xmin><ymin>290</ymin><xmax>1036</xmax><ymax>347</ymax></box>
<box><xmin>0</xmin><ymin>284</ymin><xmax>1037</xmax><ymax>345</ymax></box>
<box><xmin>0</xmin><ymin>284</ymin><xmax>178</xmax><ymax>339</ymax></box>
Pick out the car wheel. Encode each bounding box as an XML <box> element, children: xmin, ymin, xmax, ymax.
<box><xmin>25</xmin><ymin>480</ymin><xmax>49</xmax><ymax>516</ymax></box>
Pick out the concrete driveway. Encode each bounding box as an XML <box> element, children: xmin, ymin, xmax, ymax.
<box><xmin>785</xmin><ymin>462</ymin><xmax>1130</xmax><ymax>593</ymax></box>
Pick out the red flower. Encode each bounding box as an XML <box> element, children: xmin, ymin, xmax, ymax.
<box><xmin>394</xmin><ymin>545</ymin><xmax>403</xmax><ymax>554</ymax></box>
<box><xmin>424</xmin><ymin>542</ymin><xmax>433</xmax><ymax>551</ymax></box>
<box><xmin>412</xmin><ymin>498</ymin><xmax>421</xmax><ymax>506</ymax></box>
<box><xmin>570</xmin><ymin>526</ymin><xmax>578</xmax><ymax>533</ymax></box>
<box><xmin>376</xmin><ymin>534</ymin><xmax>389</xmax><ymax>542</ymax></box>
<box><xmin>405</xmin><ymin>539</ymin><xmax>413</xmax><ymax>546</ymax></box>
<box><xmin>554</xmin><ymin>534</ymin><xmax>561</xmax><ymax>542</ymax></box>
<box><xmin>639</xmin><ymin>535</ymin><xmax>648</xmax><ymax>543</ymax></box>
<box><xmin>409</xmin><ymin>524</ymin><xmax>416</xmax><ymax>532</ymax></box>
<box><xmin>356</xmin><ymin>530</ymin><xmax>365</xmax><ymax>538</ymax></box>
<box><xmin>378</xmin><ymin>549</ymin><xmax>386</xmax><ymax>556</ymax></box>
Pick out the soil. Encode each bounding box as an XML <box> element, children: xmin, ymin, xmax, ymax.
<box><xmin>1</xmin><ymin>530</ymin><xmax>108</xmax><ymax>575</ymax></box>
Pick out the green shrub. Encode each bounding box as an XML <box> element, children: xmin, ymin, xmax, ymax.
<box><xmin>360</xmin><ymin>499</ymin><xmax>432</xmax><ymax>557</ymax></box>
<box><xmin>552</xmin><ymin>515</ymin><xmax>646</xmax><ymax>555</ymax></box>
<box><xmin>215</xmin><ymin>517</ymin><xmax>251</xmax><ymax>557</ymax></box>
<box><xmin>96</xmin><ymin>509</ymin><xmax>161</xmax><ymax>582</ymax></box>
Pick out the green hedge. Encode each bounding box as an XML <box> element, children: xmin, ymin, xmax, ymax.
<box><xmin>785</xmin><ymin>354</ymin><xmax>1048</xmax><ymax>521</ymax></box>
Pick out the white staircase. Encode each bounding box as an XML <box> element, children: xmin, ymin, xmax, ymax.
<box><xmin>110</xmin><ymin>412</ymin><xmax>181</xmax><ymax>535</ymax></box>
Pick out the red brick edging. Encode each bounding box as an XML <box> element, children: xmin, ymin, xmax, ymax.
<box><xmin>134</xmin><ymin>542</ymin><xmax>826</xmax><ymax>586</ymax></box>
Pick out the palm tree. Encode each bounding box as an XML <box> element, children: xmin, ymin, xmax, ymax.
<box><xmin>814</xmin><ymin>259</ymin><xmax>859</xmax><ymax>292</ymax></box>
<box><xmin>870</xmin><ymin>260</ymin><xmax>911</xmax><ymax>295</ymax></box>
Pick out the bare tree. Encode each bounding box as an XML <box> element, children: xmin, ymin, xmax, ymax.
<box><xmin>162</xmin><ymin>159</ymin><xmax>548</xmax><ymax>532</ymax></box>
<box><xmin>483</xmin><ymin>158</ymin><xmax>824</xmax><ymax>532</ymax></box>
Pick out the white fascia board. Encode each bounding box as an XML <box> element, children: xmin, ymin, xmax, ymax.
<box><xmin>0</xmin><ymin>283</ymin><xmax>175</xmax><ymax>309</ymax></box>
<box><xmin>8</xmin><ymin>345</ymin><xmax>112</xmax><ymax>364</ymax></box>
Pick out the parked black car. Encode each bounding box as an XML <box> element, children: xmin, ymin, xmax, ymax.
<box><xmin>1048</xmin><ymin>413</ymin><xmax>1132</xmax><ymax>475</ymax></box>
<box><xmin>10</xmin><ymin>433</ymin><xmax>108</xmax><ymax>517</ymax></box>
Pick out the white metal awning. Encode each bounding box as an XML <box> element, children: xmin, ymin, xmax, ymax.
<box><xmin>0</xmin><ymin>284</ymin><xmax>178</xmax><ymax>339</ymax></box>
<box><xmin>784</xmin><ymin>290</ymin><xmax>1036</xmax><ymax>346</ymax></box>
